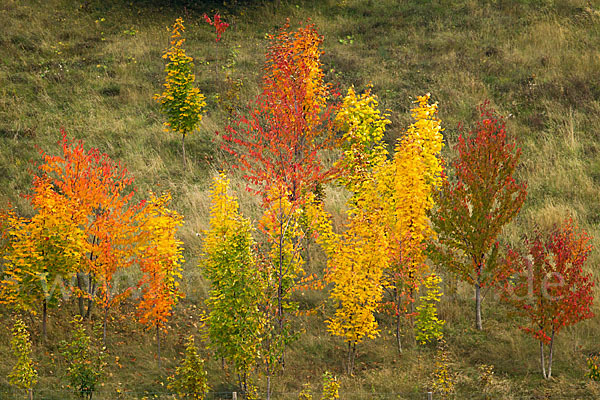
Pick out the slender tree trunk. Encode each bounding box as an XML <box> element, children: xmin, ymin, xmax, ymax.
<box><xmin>347</xmin><ymin>341</ymin><xmax>356</xmax><ymax>375</ymax></box>
<box><xmin>85</xmin><ymin>276</ymin><xmax>95</xmax><ymax>320</ymax></box>
<box><xmin>42</xmin><ymin>299</ymin><xmax>47</xmax><ymax>340</ymax></box>
<box><xmin>548</xmin><ymin>329</ymin><xmax>555</xmax><ymax>379</ymax></box>
<box><xmin>352</xmin><ymin>343</ymin><xmax>356</xmax><ymax>374</ymax></box>
<box><xmin>181</xmin><ymin>132</ymin><xmax>187</xmax><ymax>169</ymax></box>
<box><xmin>395</xmin><ymin>303</ymin><xmax>402</xmax><ymax>355</ymax></box>
<box><xmin>475</xmin><ymin>282</ymin><xmax>482</xmax><ymax>330</ymax></box>
<box><xmin>103</xmin><ymin>306</ymin><xmax>108</xmax><ymax>346</ymax></box>
<box><xmin>540</xmin><ymin>341</ymin><xmax>547</xmax><ymax>379</ymax></box>
<box><xmin>28</xmin><ymin>388</ymin><xmax>33</xmax><ymax>400</ymax></box>
<box><xmin>214</xmin><ymin>41</ymin><xmax>219</xmax><ymax>87</ymax></box>
<box><xmin>347</xmin><ymin>341</ymin><xmax>352</xmax><ymax>374</ymax></box>
<box><xmin>77</xmin><ymin>273</ymin><xmax>85</xmax><ymax>316</ymax></box>
<box><xmin>276</xmin><ymin>198</ymin><xmax>285</xmax><ymax>368</ymax></box>
<box><xmin>156</xmin><ymin>324</ymin><xmax>162</xmax><ymax>370</ymax></box>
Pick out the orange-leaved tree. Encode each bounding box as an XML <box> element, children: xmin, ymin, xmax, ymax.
<box><xmin>222</xmin><ymin>21</ymin><xmax>338</xmax><ymax>200</ymax></box>
<box><xmin>430</xmin><ymin>102</ymin><xmax>527</xmax><ymax>330</ymax></box>
<box><xmin>134</xmin><ymin>193</ymin><xmax>184</xmax><ymax>370</ymax></box>
<box><xmin>1</xmin><ymin>134</ymin><xmax>139</xmax><ymax>339</ymax></box>
<box><xmin>502</xmin><ymin>219</ymin><xmax>595</xmax><ymax>379</ymax></box>
<box><xmin>36</xmin><ymin>134</ymin><xmax>141</xmax><ymax>343</ymax></box>
<box><xmin>155</xmin><ymin>17</ymin><xmax>206</xmax><ymax>168</ymax></box>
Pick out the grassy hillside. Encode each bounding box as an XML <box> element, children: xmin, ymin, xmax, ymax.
<box><xmin>1</xmin><ymin>0</ymin><xmax>600</xmax><ymax>398</ymax></box>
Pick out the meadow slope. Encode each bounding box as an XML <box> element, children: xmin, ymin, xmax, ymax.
<box><xmin>1</xmin><ymin>0</ymin><xmax>600</xmax><ymax>398</ymax></box>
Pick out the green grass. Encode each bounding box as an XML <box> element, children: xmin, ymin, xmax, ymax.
<box><xmin>1</xmin><ymin>0</ymin><xmax>600</xmax><ymax>398</ymax></box>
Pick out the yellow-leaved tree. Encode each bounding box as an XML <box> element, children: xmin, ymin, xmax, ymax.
<box><xmin>377</xmin><ymin>94</ymin><xmax>444</xmax><ymax>353</ymax></box>
<box><xmin>309</xmin><ymin>195</ymin><xmax>388</xmax><ymax>375</ymax></box>
<box><xmin>154</xmin><ymin>17</ymin><xmax>206</xmax><ymax>168</ymax></box>
<box><xmin>329</xmin><ymin>90</ymin><xmax>444</xmax><ymax>356</ymax></box>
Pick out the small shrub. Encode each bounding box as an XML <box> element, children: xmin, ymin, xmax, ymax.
<box><xmin>415</xmin><ymin>273</ymin><xmax>445</xmax><ymax>345</ymax></box>
<box><xmin>60</xmin><ymin>317</ymin><xmax>106</xmax><ymax>400</ymax></box>
<box><xmin>298</xmin><ymin>383</ymin><xmax>313</xmax><ymax>399</ymax></box>
<box><xmin>321</xmin><ymin>371</ymin><xmax>339</xmax><ymax>400</ymax></box>
<box><xmin>588</xmin><ymin>353</ymin><xmax>600</xmax><ymax>381</ymax></box>
<box><xmin>8</xmin><ymin>318</ymin><xmax>37</xmax><ymax>400</ymax></box>
<box><xmin>168</xmin><ymin>336</ymin><xmax>209</xmax><ymax>400</ymax></box>
<box><xmin>430</xmin><ymin>339</ymin><xmax>455</xmax><ymax>398</ymax></box>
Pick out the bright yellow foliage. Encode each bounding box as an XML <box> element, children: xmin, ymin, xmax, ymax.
<box><xmin>308</xmin><ymin>194</ymin><xmax>387</xmax><ymax>345</ymax></box>
<box><xmin>335</xmin><ymin>86</ymin><xmax>390</xmax><ymax>194</ymax></box>
<box><xmin>380</xmin><ymin>93</ymin><xmax>444</xmax><ymax>309</ymax></box>
<box><xmin>154</xmin><ymin>18</ymin><xmax>206</xmax><ymax>136</ymax></box>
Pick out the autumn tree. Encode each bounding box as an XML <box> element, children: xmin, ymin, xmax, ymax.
<box><xmin>430</xmin><ymin>102</ymin><xmax>527</xmax><ymax>330</ymax></box>
<box><xmin>0</xmin><ymin>181</ymin><xmax>86</xmax><ymax>338</ymax></box>
<box><xmin>307</xmin><ymin>190</ymin><xmax>387</xmax><ymax>375</ymax></box>
<box><xmin>35</xmin><ymin>134</ymin><xmax>141</xmax><ymax>339</ymax></box>
<box><xmin>502</xmin><ymin>219</ymin><xmax>595</xmax><ymax>379</ymax></box>
<box><xmin>1</xmin><ymin>134</ymin><xmax>186</xmax><ymax>346</ymax></box>
<box><xmin>0</xmin><ymin>134</ymin><xmax>139</xmax><ymax>338</ymax></box>
<box><xmin>134</xmin><ymin>193</ymin><xmax>185</xmax><ymax>370</ymax></box>
<box><xmin>379</xmin><ymin>93</ymin><xmax>444</xmax><ymax>351</ymax></box>
<box><xmin>222</xmin><ymin>21</ymin><xmax>337</xmax><ymax>200</ymax></box>
<box><xmin>326</xmin><ymin>88</ymin><xmax>388</xmax><ymax>366</ymax></box>
<box><xmin>202</xmin><ymin>174</ymin><xmax>263</xmax><ymax>392</ymax></box>
<box><xmin>155</xmin><ymin>17</ymin><xmax>206</xmax><ymax>168</ymax></box>
<box><xmin>221</xmin><ymin>23</ymin><xmax>338</xmax><ymax>370</ymax></box>
<box><xmin>333</xmin><ymin>90</ymin><xmax>443</xmax><ymax>353</ymax></box>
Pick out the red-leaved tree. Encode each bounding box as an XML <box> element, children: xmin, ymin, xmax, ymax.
<box><xmin>220</xmin><ymin>22</ymin><xmax>338</xmax><ymax>390</ymax></box>
<box><xmin>502</xmin><ymin>219</ymin><xmax>595</xmax><ymax>379</ymax></box>
<box><xmin>221</xmin><ymin>21</ymin><xmax>338</xmax><ymax>201</ymax></box>
<box><xmin>430</xmin><ymin>102</ymin><xmax>527</xmax><ymax>330</ymax></box>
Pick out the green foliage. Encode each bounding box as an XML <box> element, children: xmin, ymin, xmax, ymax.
<box><xmin>430</xmin><ymin>103</ymin><xmax>527</xmax><ymax>329</ymax></box>
<box><xmin>60</xmin><ymin>317</ymin><xmax>106</xmax><ymax>400</ymax></box>
<box><xmin>415</xmin><ymin>273</ymin><xmax>445</xmax><ymax>345</ymax></box>
<box><xmin>321</xmin><ymin>371</ymin><xmax>340</xmax><ymax>400</ymax></box>
<box><xmin>588</xmin><ymin>353</ymin><xmax>600</xmax><ymax>381</ymax></box>
<box><xmin>154</xmin><ymin>17</ymin><xmax>206</xmax><ymax>136</ymax></box>
<box><xmin>202</xmin><ymin>174</ymin><xmax>263</xmax><ymax>387</ymax></box>
<box><xmin>167</xmin><ymin>336</ymin><xmax>209</xmax><ymax>400</ymax></box>
<box><xmin>8</xmin><ymin>318</ymin><xmax>37</xmax><ymax>394</ymax></box>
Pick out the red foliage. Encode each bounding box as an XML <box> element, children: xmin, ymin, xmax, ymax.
<box><xmin>221</xmin><ymin>22</ymin><xmax>339</xmax><ymax>203</ymax></box>
<box><xmin>502</xmin><ymin>219</ymin><xmax>595</xmax><ymax>343</ymax></box>
<box><xmin>432</xmin><ymin>102</ymin><xmax>527</xmax><ymax>287</ymax></box>
<box><xmin>203</xmin><ymin>13</ymin><xmax>229</xmax><ymax>42</ymax></box>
